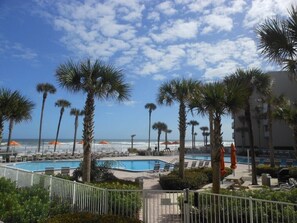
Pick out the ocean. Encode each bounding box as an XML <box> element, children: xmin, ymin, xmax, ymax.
<box><xmin>0</xmin><ymin>139</ymin><xmax>234</xmax><ymax>155</ymax></box>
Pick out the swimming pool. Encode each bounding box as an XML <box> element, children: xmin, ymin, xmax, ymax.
<box><xmin>7</xmin><ymin>159</ymin><xmax>168</xmax><ymax>172</ymax></box>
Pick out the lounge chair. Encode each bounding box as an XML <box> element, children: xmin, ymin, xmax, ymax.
<box><xmin>16</xmin><ymin>155</ymin><xmax>22</xmax><ymax>162</ymax></box>
<box><xmin>184</xmin><ymin>162</ymin><xmax>188</xmax><ymax>168</ymax></box>
<box><xmin>45</xmin><ymin>167</ymin><xmax>55</xmax><ymax>175</ymax></box>
<box><xmin>9</xmin><ymin>155</ymin><xmax>16</xmax><ymax>162</ymax></box>
<box><xmin>197</xmin><ymin>160</ymin><xmax>204</xmax><ymax>168</ymax></box>
<box><xmin>204</xmin><ymin>160</ymin><xmax>210</xmax><ymax>167</ymax></box>
<box><xmin>191</xmin><ymin>161</ymin><xmax>197</xmax><ymax>168</ymax></box>
<box><xmin>0</xmin><ymin>156</ymin><xmax>5</xmax><ymax>163</ymax></box>
<box><xmin>61</xmin><ymin>167</ymin><xmax>70</xmax><ymax>176</ymax></box>
<box><xmin>163</xmin><ymin>163</ymin><xmax>171</xmax><ymax>171</ymax></box>
<box><xmin>153</xmin><ymin>163</ymin><xmax>160</xmax><ymax>172</ymax></box>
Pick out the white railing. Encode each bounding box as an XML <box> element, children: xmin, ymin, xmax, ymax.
<box><xmin>1</xmin><ymin>165</ymin><xmax>297</xmax><ymax>223</ymax></box>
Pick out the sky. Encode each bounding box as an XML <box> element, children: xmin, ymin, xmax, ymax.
<box><xmin>0</xmin><ymin>0</ymin><xmax>294</xmax><ymax>141</ymax></box>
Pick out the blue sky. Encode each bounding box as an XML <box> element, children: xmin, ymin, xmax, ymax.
<box><xmin>0</xmin><ymin>0</ymin><xmax>293</xmax><ymax>141</ymax></box>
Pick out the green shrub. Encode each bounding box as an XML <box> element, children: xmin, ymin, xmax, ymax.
<box><xmin>73</xmin><ymin>157</ymin><xmax>117</xmax><ymax>182</ymax></box>
<box><xmin>0</xmin><ymin>178</ymin><xmax>71</xmax><ymax>223</ymax></box>
<box><xmin>43</xmin><ymin>213</ymin><xmax>143</xmax><ymax>223</ymax></box>
<box><xmin>159</xmin><ymin>169</ymin><xmax>208</xmax><ymax>190</ymax></box>
<box><xmin>256</xmin><ymin>165</ymin><xmax>280</xmax><ymax>177</ymax></box>
<box><xmin>92</xmin><ymin>181</ymin><xmax>142</xmax><ymax>218</ymax></box>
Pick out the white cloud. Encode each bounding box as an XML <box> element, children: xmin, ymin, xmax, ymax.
<box><xmin>150</xmin><ymin>20</ymin><xmax>199</xmax><ymax>42</ymax></box>
<box><xmin>0</xmin><ymin>39</ymin><xmax>38</xmax><ymax>60</ymax></box>
<box><xmin>153</xmin><ymin>74</ymin><xmax>167</xmax><ymax>81</ymax></box>
<box><xmin>201</xmin><ymin>14</ymin><xmax>233</xmax><ymax>34</ymax></box>
<box><xmin>156</xmin><ymin>1</ymin><xmax>177</xmax><ymax>15</ymax></box>
<box><xmin>244</xmin><ymin>0</ymin><xmax>296</xmax><ymax>28</ymax></box>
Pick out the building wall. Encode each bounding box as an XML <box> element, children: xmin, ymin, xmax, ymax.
<box><xmin>233</xmin><ymin>71</ymin><xmax>297</xmax><ymax>150</ymax></box>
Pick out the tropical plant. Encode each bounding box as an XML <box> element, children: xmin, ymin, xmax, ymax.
<box><xmin>224</xmin><ymin>68</ymin><xmax>271</xmax><ymax>185</ymax></box>
<box><xmin>273</xmin><ymin>98</ymin><xmax>297</xmax><ymax>157</ymax></box>
<box><xmin>70</xmin><ymin>108</ymin><xmax>84</xmax><ymax>155</ymax></box>
<box><xmin>257</xmin><ymin>5</ymin><xmax>297</xmax><ymax>80</ymax></box>
<box><xmin>5</xmin><ymin>91</ymin><xmax>34</xmax><ymax>153</ymax></box>
<box><xmin>54</xmin><ymin>99</ymin><xmax>71</xmax><ymax>152</ymax></box>
<box><xmin>190</xmin><ymin>80</ymin><xmax>247</xmax><ymax>194</ymax></box>
<box><xmin>145</xmin><ymin>103</ymin><xmax>157</xmax><ymax>150</ymax></box>
<box><xmin>152</xmin><ymin>121</ymin><xmax>167</xmax><ymax>153</ymax></box>
<box><xmin>157</xmin><ymin>78</ymin><xmax>201</xmax><ymax>179</ymax></box>
<box><xmin>56</xmin><ymin>59</ymin><xmax>130</xmax><ymax>182</ymax></box>
<box><xmin>200</xmin><ymin>126</ymin><xmax>209</xmax><ymax>146</ymax></box>
<box><xmin>164</xmin><ymin>128</ymin><xmax>172</xmax><ymax>149</ymax></box>
<box><xmin>53</xmin><ymin>99</ymin><xmax>71</xmax><ymax>152</ymax></box>
<box><xmin>36</xmin><ymin>83</ymin><xmax>56</xmax><ymax>152</ymax></box>
<box><xmin>0</xmin><ymin>88</ymin><xmax>17</xmax><ymax>145</ymax></box>
<box><xmin>187</xmin><ymin>120</ymin><xmax>199</xmax><ymax>149</ymax></box>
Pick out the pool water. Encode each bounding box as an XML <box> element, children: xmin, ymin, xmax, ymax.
<box><xmin>7</xmin><ymin>159</ymin><xmax>167</xmax><ymax>172</ymax></box>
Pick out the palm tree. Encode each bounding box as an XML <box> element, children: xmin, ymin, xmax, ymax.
<box><xmin>224</xmin><ymin>68</ymin><xmax>271</xmax><ymax>185</ymax></box>
<box><xmin>200</xmin><ymin>126</ymin><xmax>209</xmax><ymax>146</ymax></box>
<box><xmin>5</xmin><ymin>91</ymin><xmax>34</xmax><ymax>153</ymax></box>
<box><xmin>187</xmin><ymin>120</ymin><xmax>199</xmax><ymax>149</ymax></box>
<box><xmin>70</xmin><ymin>108</ymin><xmax>85</xmax><ymax>156</ymax></box>
<box><xmin>164</xmin><ymin>128</ymin><xmax>172</xmax><ymax>149</ymax></box>
<box><xmin>257</xmin><ymin>5</ymin><xmax>297</xmax><ymax>80</ymax></box>
<box><xmin>145</xmin><ymin>103</ymin><xmax>157</xmax><ymax>150</ymax></box>
<box><xmin>157</xmin><ymin>78</ymin><xmax>201</xmax><ymax>179</ymax></box>
<box><xmin>190</xmin><ymin>80</ymin><xmax>247</xmax><ymax>194</ymax></box>
<box><xmin>53</xmin><ymin>99</ymin><xmax>71</xmax><ymax>152</ymax></box>
<box><xmin>37</xmin><ymin>83</ymin><xmax>56</xmax><ymax>152</ymax></box>
<box><xmin>0</xmin><ymin>88</ymin><xmax>17</xmax><ymax>145</ymax></box>
<box><xmin>152</xmin><ymin>122</ymin><xmax>167</xmax><ymax>153</ymax></box>
<box><xmin>56</xmin><ymin>59</ymin><xmax>130</xmax><ymax>182</ymax></box>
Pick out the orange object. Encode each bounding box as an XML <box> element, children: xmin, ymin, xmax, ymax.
<box><xmin>48</xmin><ymin>141</ymin><xmax>60</xmax><ymax>145</ymax></box>
<box><xmin>220</xmin><ymin>147</ymin><xmax>227</xmax><ymax>176</ymax></box>
<box><xmin>230</xmin><ymin>143</ymin><xmax>237</xmax><ymax>170</ymax></box>
<box><xmin>9</xmin><ymin>141</ymin><xmax>20</xmax><ymax>146</ymax></box>
<box><xmin>78</xmin><ymin>140</ymin><xmax>84</xmax><ymax>144</ymax></box>
<box><xmin>99</xmin><ymin>140</ymin><xmax>109</xmax><ymax>144</ymax></box>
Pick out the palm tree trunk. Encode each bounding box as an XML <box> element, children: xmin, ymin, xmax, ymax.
<box><xmin>212</xmin><ymin>114</ymin><xmax>222</xmax><ymax>194</ymax></box>
<box><xmin>6</xmin><ymin>119</ymin><xmax>14</xmax><ymax>153</ymax></box>
<box><xmin>0</xmin><ymin>117</ymin><xmax>4</xmax><ymax>145</ymax></box>
<box><xmin>245</xmin><ymin>105</ymin><xmax>257</xmax><ymax>185</ymax></box>
<box><xmin>191</xmin><ymin>125</ymin><xmax>194</xmax><ymax>149</ymax></box>
<box><xmin>148</xmin><ymin>111</ymin><xmax>151</xmax><ymax>149</ymax></box>
<box><xmin>209</xmin><ymin>111</ymin><xmax>214</xmax><ymax>167</ymax></box>
<box><xmin>38</xmin><ymin>95</ymin><xmax>46</xmax><ymax>152</ymax></box>
<box><xmin>54</xmin><ymin>109</ymin><xmax>63</xmax><ymax>152</ymax></box>
<box><xmin>165</xmin><ymin>131</ymin><xmax>168</xmax><ymax>149</ymax></box>
<box><xmin>157</xmin><ymin>131</ymin><xmax>161</xmax><ymax>153</ymax></box>
<box><xmin>178</xmin><ymin>102</ymin><xmax>186</xmax><ymax>179</ymax></box>
<box><xmin>267</xmin><ymin>102</ymin><xmax>275</xmax><ymax>167</ymax></box>
<box><xmin>72</xmin><ymin>115</ymin><xmax>78</xmax><ymax>156</ymax></box>
<box><xmin>82</xmin><ymin>92</ymin><xmax>95</xmax><ymax>183</ymax></box>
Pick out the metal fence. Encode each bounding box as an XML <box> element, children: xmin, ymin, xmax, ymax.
<box><xmin>1</xmin><ymin>166</ymin><xmax>297</xmax><ymax>223</ymax></box>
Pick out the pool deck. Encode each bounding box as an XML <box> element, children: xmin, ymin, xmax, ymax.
<box><xmin>1</xmin><ymin>154</ymin><xmax>275</xmax><ymax>190</ymax></box>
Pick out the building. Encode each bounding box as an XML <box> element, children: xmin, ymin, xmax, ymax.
<box><xmin>232</xmin><ymin>71</ymin><xmax>297</xmax><ymax>151</ymax></box>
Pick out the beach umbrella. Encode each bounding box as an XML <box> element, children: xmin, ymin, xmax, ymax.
<box><xmin>9</xmin><ymin>141</ymin><xmax>21</xmax><ymax>146</ymax></box>
<box><xmin>220</xmin><ymin>147</ymin><xmax>227</xmax><ymax>177</ymax></box>
<box><xmin>161</xmin><ymin>141</ymin><xmax>172</xmax><ymax>145</ymax></box>
<box><xmin>99</xmin><ymin>140</ymin><xmax>109</xmax><ymax>144</ymax></box>
<box><xmin>230</xmin><ymin>143</ymin><xmax>237</xmax><ymax>175</ymax></box>
<box><xmin>48</xmin><ymin>141</ymin><xmax>60</xmax><ymax>145</ymax></box>
<box><xmin>171</xmin><ymin>141</ymin><xmax>179</xmax><ymax>144</ymax></box>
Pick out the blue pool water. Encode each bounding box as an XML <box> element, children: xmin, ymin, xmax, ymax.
<box><xmin>7</xmin><ymin>159</ymin><xmax>167</xmax><ymax>172</ymax></box>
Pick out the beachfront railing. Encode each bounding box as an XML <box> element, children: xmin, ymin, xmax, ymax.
<box><xmin>1</xmin><ymin>166</ymin><xmax>297</xmax><ymax>223</ymax></box>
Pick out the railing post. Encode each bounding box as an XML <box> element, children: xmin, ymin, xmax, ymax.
<box><xmin>31</xmin><ymin>172</ymin><xmax>34</xmax><ymax>186</ymax></box>
<box><xmin>142</xmin><ymin>190</ymin><xmax>147</xmax><ymax>223</ymax></box>
<box><xmin>183</xmin><ymin>188</ymin><xmax>190</xmax><ymax>223</ymax></box>
<box><xmin>72</xmin><ymin>181</ymin><xmax>76</xmax><ymax>207</ymax></box>
<box><xmin>249</xmin><ymin>196</ymin><xmax>254</xmax><ymax>223</ymax></box>
<box><xmin>104</xmin><ymin>189</ymin><xmax>108</xmax><ymax>214</ymax></box>
<box><xmin>49</xmin><ymin>175</ymin><xmax>52</xmax><ymax>198</ymax></box>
